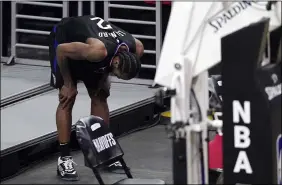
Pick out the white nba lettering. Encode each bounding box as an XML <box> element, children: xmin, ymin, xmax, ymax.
<box><xmin>233</xmin><ymin>151</ymin><xmax>253</xmax><ymax>174</ymax></box>
<box><xmin>233</xmin><ymin>100</ymin><xmax>251</xmax><ymax>124</ymax></box>
<box><xmin>90</xmin><ymin>17</ymin><xmax>112</xmax><ymax>30</ymax></box>
<box><xmin>234</xmin><ymin>125</ymin><xmax>251</xmax><ymax>148</ymax></box>
<box><xmin>232</xmin><ymin>100</ymin><xmax>253</xmax><ymax>174</ymax></box>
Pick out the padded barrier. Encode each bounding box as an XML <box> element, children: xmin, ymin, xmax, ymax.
<box><xmin>222</xmin><ymin>18</ymin><xmax>281</xmax><ymax>184</ymax></box>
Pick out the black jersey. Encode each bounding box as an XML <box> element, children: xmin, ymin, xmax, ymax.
<box><xmin>54</xmin><ymin>15</ymin><xmax>136</xmax><ymax>70</ymax></box>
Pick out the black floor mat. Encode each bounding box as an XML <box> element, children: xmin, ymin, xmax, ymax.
<box><xmin>2</xmin><ymin>125</ymin><xmax>173</xmax><ymax>184</ymax></box>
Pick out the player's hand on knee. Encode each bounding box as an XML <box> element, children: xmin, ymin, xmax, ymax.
<box><xmin>59</xmin><ymin>85</ymin><xmax>78</xmax><ymax>109</ymax></box>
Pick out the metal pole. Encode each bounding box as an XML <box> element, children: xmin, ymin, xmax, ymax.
<box><xmin>155</xmin><ymin>1</ymin><xmax>162</xmax><ymax>67</ymax></box>
<box><xmin>16</xmin><ymin>14</ymin><xmax>61</xmax><ymax>21</ymax></box>
<box><xmin>78</xmin><ymin>1</ymin><xmax>83</xmax><ymax>16</ymax></box>
<box><xmin>0</xmin><ymin>1</ymin><xmax>2</xmax><ymax>61</ymax></box>
<box><xmin>16</xmin><ymin>1</ymin><xmax>63</xmax><ymax>7</ymax></box>
<box><xmin>11</xmin><ymin>1</ymin><xmax>16</xmax><ymax>58</ymax></box>
<box><xmin>104</xmin><ymin>1</ymin><xmax>109</xmax><ymax>21</ymax></box>
<box><xmin>90</xmin><ymin>1</ymin><xmax>95</xmax><ymax>15</ymax></box>
<box><xmin>109</xmin><ymin>4</ymin><xmax>156</xmax><ymax>10</ymax></box>
<box><xmin>62</xmin><ymin>1</ymin><xmax>69</xmax><ymax>18</ymax></box>
<box><xmin>108</xmin><ymin>18</ymin><xmax>155</xmax><ymax>25</ymax></box>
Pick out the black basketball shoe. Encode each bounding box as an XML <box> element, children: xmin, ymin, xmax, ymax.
<box><xmin>57</xmin><ymin>156</ymin><xmax>79</xmax><ymax>181</ymax></box>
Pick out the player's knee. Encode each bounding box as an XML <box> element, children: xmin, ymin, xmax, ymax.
<box><xmin>58</xmin><ymin>96</ymin><xmax>76</xmax><ymax>111</ymax></box>
<box><xmin>90</xmin><ymin>92</ymin><xmax>108</xmax><ymax>105</ymax></box>
<box><xmin>88</xmin><ymin>88</ymin><xmax>109</xmax><ymax>101</ymax></box>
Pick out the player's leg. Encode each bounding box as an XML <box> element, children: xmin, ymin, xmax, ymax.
<box><xmin>49</xmin><ymin>26</ymin><xmax>79</xmax><ymax>181</ymax></box>
<box><xmin>56</xmin><ymin>85</ymin><xmax>78</xmax><ymax>181</ymax></box>
<box><xmin>83</xmin><ymin>73</ymin><xmax>125</xmax><ymax>171</ymax></box>
<box><xmin>85</xmin><ymin>74</ymin><xmax>111</xmax><ymax>125</ymax></box>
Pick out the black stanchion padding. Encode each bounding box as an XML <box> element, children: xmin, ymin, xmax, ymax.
<box><xmin>269</xmin><ymin>26</ymin><xmax>282</xmax><ymax>63</ymax></box>
<box><xmin>222</xmin><ymin>18</ymin><xmax>281</xmax><ymax>184</ymax></box>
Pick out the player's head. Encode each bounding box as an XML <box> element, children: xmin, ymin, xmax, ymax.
<box><xmin>111</xmin><ymin>50</ymin><xmax>141</xmax><ymax>80</ymax></box>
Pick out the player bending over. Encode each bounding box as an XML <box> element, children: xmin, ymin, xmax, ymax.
<box><xmin>49</xmin><ymin>15</ymin><xmax>144</xmax><ymax>181</ymax></box>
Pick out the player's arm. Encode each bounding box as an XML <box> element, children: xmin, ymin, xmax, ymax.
<box><xmin>57</xmin><ymin>40</ymin><xmax>107</xmax><ymax>61</ymax></box>
<box><xmin>134</xmin><ymin>38</ymin><xmax>144</xmax><ymax>58</ymax></box>
<box><xmin>56</xmin><ymin>39</ymin><xmax>107</xmax><ymax>86</ymax></box>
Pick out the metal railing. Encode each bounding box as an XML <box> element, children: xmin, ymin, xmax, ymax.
<box><xmin>8</xmin><ymin>1</ymin><xmax>69</xmax><ymax>65</ymax></box>
<box><xmin>7</xmin><ymin>1</ymin><xmax>163</xmax><ymax>70</ymax></box>
<box><xmin>104</xmin><ymin>1</ymin><xmax>162</xmax><ymax>70</ymax></box>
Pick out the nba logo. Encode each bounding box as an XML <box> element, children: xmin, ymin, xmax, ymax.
<box><xmin>277</xmin><ymin>134</ymin><xmax>282</xmax><ymax>185</ymax></box>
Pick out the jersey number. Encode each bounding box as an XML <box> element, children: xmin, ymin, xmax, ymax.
<box><xmin>90</xmin><ymin>17</ymin><xmax>112</xmax><ymax>30</ymax></box>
